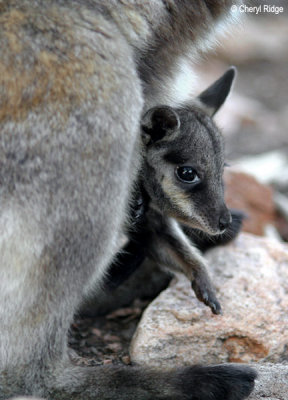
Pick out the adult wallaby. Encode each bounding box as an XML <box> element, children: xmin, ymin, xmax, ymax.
<box><xmin>0</xmin><ymin>1</ymin><xmax>256</xmax><ymax>399</ymax></box>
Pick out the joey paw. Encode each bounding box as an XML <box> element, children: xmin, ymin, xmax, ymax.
<box><xmin>191</xmin><ymin>278</ymin><xmax>222</xmax><ymax>315</ymax></box>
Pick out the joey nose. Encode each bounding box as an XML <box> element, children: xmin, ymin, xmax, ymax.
<box><xmin>219</xmin><ymin>213</ymin><xmax>231</xmax><ymax>232</ymax></box>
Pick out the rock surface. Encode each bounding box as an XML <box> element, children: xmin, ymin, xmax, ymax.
<box><xmin>130</xmin><ymin>233</ymin><xmax>288</xmax><ymax>367</ymax></box>
<box><xmin>224</xmin><ymin>171</ymin><xmax>277</xmax><ymax>236</ymax></box>
<box><xmin>252</xmin><ymin>363</ymin><xmax>288</xmax><ymax>400</ymax></box>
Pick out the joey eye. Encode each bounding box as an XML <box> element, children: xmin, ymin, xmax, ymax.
<box><xmin>175</xmin><ymin>166</ymin><xmax>200</xmax><ymax>184</ymax></box>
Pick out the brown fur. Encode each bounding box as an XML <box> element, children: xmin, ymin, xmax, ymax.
<box><xmin>0</xmin><ymin>6</ymin><xmax>118</xmax><ymax>123</ymax></box>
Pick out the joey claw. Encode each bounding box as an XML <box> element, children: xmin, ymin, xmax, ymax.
<box><xmin>210</xmin><ymin>298</ymin><xmax>222</xmax><ymax>315</ymax></box>
<box><xmin>191</xmin><ymin>278</ymin><xmax>222</xmax><ymax>315</ymax></box>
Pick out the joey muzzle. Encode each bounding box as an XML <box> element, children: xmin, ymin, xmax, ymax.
<box><xmin>218</xmin><ymin>207</ymin><xmax>232</xmax><ymax>232</ymax></box>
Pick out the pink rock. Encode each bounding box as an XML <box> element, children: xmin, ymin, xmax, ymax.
<box><xmin>224</xmin><ymin>171</ymin><xmax>276</xmax><ymax>236</ymax></box>
<box><xmin>130</xmin><ymin>233</ymin><xmax>288</xmax><ymax>367</ymax></box>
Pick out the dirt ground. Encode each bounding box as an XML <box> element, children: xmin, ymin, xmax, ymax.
<box><xmin>69</xmin><ymin>299</ymin><xmax>149</xmax><ymax>366</ymax></box>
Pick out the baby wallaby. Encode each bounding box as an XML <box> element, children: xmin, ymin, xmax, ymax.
<box><xmin>106</xmin><ymin>68</ymin><xmax>237</xmax><ymax>315</ymax></box>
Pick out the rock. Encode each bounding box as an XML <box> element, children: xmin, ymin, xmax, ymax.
<box><xmin>224</xmin><ymin>171</ymin><xmax>277</xmax><ymax>236</ymax></box>
<box><xmin>274</xmin><ymin>192</ymin><xmax>288</xmax><ymax>241</ymax></box>
<box><xmin>231</xmin><ymin>151</ymin><xmax>288</xmax><ymax>187</ymax></box>
<box><xmin>130</xmin><ymin>233</ymin><xmax>288</xmax><ymax>367</ymax></box>
<box><xmin>274</xmin><ymin>191</ymin><xmax>288</xmax><ymax>221</ymax></box>
<box><xmin>252</xmin><ymin>363</ymin><xmax>288</xmax><ymax>400</ymax></box>
<box><xmin>275</xmin><ymin>212</ymin><xmax>288</xmax><ymax>242</ymax></box>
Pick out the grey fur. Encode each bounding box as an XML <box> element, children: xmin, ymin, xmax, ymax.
<box><xmin>141</xmin><ymin>103</ymin><xmax>231</xmax><ymax>235</ymax></box>
<box><xmin>0</xmin><ymin>1</ymin><xmax>255</xmax><ymax>399</ymax></box>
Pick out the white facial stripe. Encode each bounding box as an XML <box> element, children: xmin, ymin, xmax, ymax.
<box><xmin>161</xmin><ymin>176</ymin><xmax>222</xmax><ymax>235</ymax></box>
<box><xmin>161</xmin><ymin>175</ymin><xmax>192</xmax><ymax>216</ymax></box>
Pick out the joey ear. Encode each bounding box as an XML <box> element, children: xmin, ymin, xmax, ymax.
<box><xmin>197</xmin><ymin>67</ymin><xmax>236</xmax><ymax>117</ymax></box>
<box><xmin>141</xmin><ymin>106</ymin><xmax>180</xmax><ymax>145</ymax></box>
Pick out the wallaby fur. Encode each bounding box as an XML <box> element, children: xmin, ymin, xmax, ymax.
<box><xmin>0</xmin><ymin>1</ymin><xmax>256</xmax><ymax>399</ymax></box>
<box><xmin>106</xmin><ymin>68</ymin><xmax>240</xmax><ymax>315</ymax></box>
